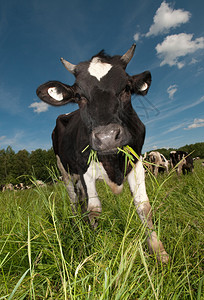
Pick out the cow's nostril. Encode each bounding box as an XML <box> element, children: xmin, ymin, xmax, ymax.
<box><xmin>115</xmin><ymin>128</ymin><xmax>121</xmax><ymax>141</ymax></box>
<box><xmin>95</xmin><ymin>133</ymin><xmax>102</xmax><ymax>145</ymax></box>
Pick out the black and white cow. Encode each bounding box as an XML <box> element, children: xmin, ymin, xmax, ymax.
<box><xmin>1</xmin><ymin>183</ymin><xmax>14</xmax><ymax>192</ymax></box>
<box><xmin>170</xmin><ymin>151</ymin><xmax>194</xmax><ymax>175</ymax></box>
<box><xmin>145</xmin><ymin>151</ymin><xmax>169</xmax><ymax>176</ymax></box>
<box><xmin>36</xmin><ymin>44</ymin><xmax>169</xmax><ymax>263</ymax></box>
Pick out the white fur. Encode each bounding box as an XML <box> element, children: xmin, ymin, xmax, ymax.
<box><xmin>139</xmin><ymin>82</ymin><xmax>148</xmax><ymax>91</ymax></box>
<box><xmin>127</xmin><ymin>159</ymin><xmax>148</xmax><ymax>222</ymax></box>
<box><xmin>48</xmin><ymin>87</ymin><xmax>63</xmax><ymax>101</ymax></box>
<box><xmin>83</xmin><ymin>161</ymin><xmax>123</xmax><ymax>211</ymax></box>
<box><xmin>88</xmin><ymin>57</ymin><xmax>112</xmax><ymax>81</ymax></box>
<box><xmin>83</xmin><ymin>161</ymin><xmax>103</xmax><ymax>212</ymax></box>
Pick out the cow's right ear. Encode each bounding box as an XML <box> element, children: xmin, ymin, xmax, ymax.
<box><xmin>131</xmin><ymin>71</ymin><xmax>152</xmax><ymax>96</ymax></box>
<box><xmin>36</xmin><ymin>81</ymin><xmax>76</xmax><ymax>106</ymax></box>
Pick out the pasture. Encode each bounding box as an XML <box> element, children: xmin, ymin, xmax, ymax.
<box><xmin>0</xmin><ymin>160</ymin><xmax>203</xmax><ymax>299</ymax></box>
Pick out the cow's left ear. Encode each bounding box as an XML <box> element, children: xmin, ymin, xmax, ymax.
<box><xmin>131</xmin><ymin>71</ymin><xmax>152</xmax><ymax>96</ymax></box>
<box><xmin>36</xmin><ymin>81</ymin><xmax>76</xmax><ymax>106</ymax></box>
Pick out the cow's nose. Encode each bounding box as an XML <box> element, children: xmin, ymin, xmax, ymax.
<box><xmin>91</xmin><ymin>124</ymin><xmax>125</xmax><ymax>153</ymax></box>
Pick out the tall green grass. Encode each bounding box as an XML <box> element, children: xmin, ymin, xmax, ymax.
<box><xmin>0</xmin><ymin>161</ymin><xmax>203</xmax><ymax>299</ymax></box>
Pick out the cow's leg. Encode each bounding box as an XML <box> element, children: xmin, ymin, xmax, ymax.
<box><xmin>154</xmin><ymin>165</ymin><xmax>159</xmax><ymax>177</ymax></box>
<box><xmin>177</xmin><ymin>161</ymin><xmax>184</xmax><ymax>175</ymax></box>
<box><xmin>75</xmin><ymin>178</ymin><xmax>87</xmax><ymax>213</ymax></box>
<box><xmin>127</xmin><ymin>159</ymin><xmax>169</xmax><ymax>263</ymax></box>
<box><xmin>56</xmin><ymin>155</ymin><xmax>78</xmax><ymax>214</ymax></box>
<box><xmin>83</xmin><ymin>162</ymin><xmax>102</xmax><ymax>229</ymax></box>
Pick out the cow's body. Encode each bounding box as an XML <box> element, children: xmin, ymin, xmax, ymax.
<box><xmin>170</xmin><ymin>151</ymin><xmax>194</xmax><ymax>175</ymax></box>
<box><xmin>146</xmin><ymin>151</ymin><xmax>169</xmax><ymax>176</ymax></box>
<box><xmin>14</xmin><ymin>183</ymin><xmax>25</xmax><ymax>190</ymax></box>
<box><xmin>2</xmin><ymin>183</ymin><xmax>13</xmax><ymax>192</ymax></box>
<box><xmin>37</xmin><ymin>44</ymin><xmax>169</xmax><ymax>263</ymax></box>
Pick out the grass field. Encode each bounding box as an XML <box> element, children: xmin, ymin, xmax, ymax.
<box><xmin>0</xmin><ymin>160</ymin><xmax>203</xmax><ymax>299</ymax></box>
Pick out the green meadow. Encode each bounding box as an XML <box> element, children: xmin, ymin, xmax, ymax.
<box><xmin>0</xmin><ymin>160</ymin><xmax>203</xmax><ymax>299</ymax></box>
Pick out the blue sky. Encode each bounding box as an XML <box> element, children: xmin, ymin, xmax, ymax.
<box><xmin>0</xmin><ymin>0</ymin><xmax>203</xmax><ymax>153</ymax></box>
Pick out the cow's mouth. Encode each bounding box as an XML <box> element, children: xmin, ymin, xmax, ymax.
<box><xmin>96</xmin><ymin>148</ymin><xmax>119</xmax><ymax>156</ymax></box>
<box><xmin>82</xmin><ymin>145</ymin><xmax>119</xmax><ymax>156</ymax></box>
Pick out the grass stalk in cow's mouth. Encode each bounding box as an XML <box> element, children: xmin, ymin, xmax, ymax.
<box><xmin>82</xmin><ymin>144</ymin><xmax>142</xmax><ymax>175</ymax></box>
<box><xmin>82</xmin><ymin>145</ymin><xmax>99</xmax><ymax>165</ymax></box>
<box><xmin>83</xmin><ymin>145</ymin><xmax>161</xmax><ymax>180</ymax></box>
<box><xmin>117</xmin><ymin>145</ymin><xmax>149</xmax><ymax>177</ymax></box>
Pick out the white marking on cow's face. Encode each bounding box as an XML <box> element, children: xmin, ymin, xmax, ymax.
<box><xmin>139</xmin><ymin>82</ymin><xmax>148</xmax><ymax>92</ymax></box>
<box><xmin>48</xmin><ymin>87</ymin><xmax>63</xmax><ymax>101</ymax></box>
<box><xmin>88</xmin><ymin>57</ymin><xmax>112</xmax><ymax>81</ymax></box>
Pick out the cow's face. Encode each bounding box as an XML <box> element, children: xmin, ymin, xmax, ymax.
<box><xmin>36</xmin><ymin>44</ymin><xmax>151</xmax><ymax>154</ymax></box>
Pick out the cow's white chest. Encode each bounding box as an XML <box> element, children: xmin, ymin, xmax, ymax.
<box><xmin>83</xmin><ymin>161</ymin><xmax>123</xmax><ymax>195</ymax></box>
<box><xmin>88</xmin><ymin>57</ymin><xmax>112</xmax><ymax>81</ymax></box>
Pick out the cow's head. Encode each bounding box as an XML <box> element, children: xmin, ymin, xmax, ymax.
<box><xmin>37</xmin><ymin>44</ymin><xmax>151</xmax><ymax>154</ymax></box>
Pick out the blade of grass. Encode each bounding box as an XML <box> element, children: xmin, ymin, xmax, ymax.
<box><xmin>138</xmin><ymin>241</ymin><xmax>158</xmax><ymax>300</ymax></box>
<box><xmin>8</xmin><ymin>268</ymin><xmax>30</xmax><ymax>300</ymax></box>
<box><xmin>28</xmin><ymin>216</ymin><xmax>35</xmax><ymax>300</ymax></box>
<box><xmin>197</xmin><ymin>276</ymin><xmax>204</xmax><ymax>300</ymax></box>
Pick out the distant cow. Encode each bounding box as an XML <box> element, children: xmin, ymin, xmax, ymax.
<box><xmin>36</xmin><ymin>44</ymin><xmax>169</xmax><ymax>263</ymax></box>
<box><xmin>145</xmin><ymin>151</ymin><xmax>169</xmax><ymax>176</ymax></box>
<box><xmin>35</xmin><ymin>180</ymin><xmax>46</xmax><ymax>187</ymax></box>
<box><xmin>170</xmin><ymin>151</ymin><xmax>194</xmax><ymax>175</ymax></box>
<box><xmin>2</xmin><ymin>183</ymin><xmax>14</xmax><ymax>192</ymax></box>
<box><xmin>14</xmin><ymin>183</ymin><xmax>31</xmax><ymax>190</ymax></box>
<box><xmin>14</xmin><ymin>183</ymin><xmax>25</xmax><ymax>190</ymax></box>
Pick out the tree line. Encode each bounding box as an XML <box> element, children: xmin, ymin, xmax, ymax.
<box><xmin>0</xmin><ymin>142</ymin><xmax>203</xmax><ymax>185</ymax></box>
<box><xmin>0</xmin><ymin>146</ymin><xmax>56</xmax><ymax>186</ymax></box>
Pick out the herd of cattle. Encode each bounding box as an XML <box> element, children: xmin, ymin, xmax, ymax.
<box><xmin>144</xmin><ymin>150</ymin><xmax>194</xmax><ymax>176</ymax></box>
<box><xmin>0</xmin><ymin>150</ymin><xmax>195</xmax><ymax>192</ymax></box>
<box><xmin>0</xmin><ymin>180</ymin><xmax>46</xmax><ymax>192</ymax></box>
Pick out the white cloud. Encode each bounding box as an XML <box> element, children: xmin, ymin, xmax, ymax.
<box><xmin>146</xmin><ymin>96</ymin><xmax>204</xmax><ymax>125</ymax></box>
<box><xmin>185</xmin><ymin>118</ymin><xmax>204</xmax><ymax>130</ymax></box>
<box><xmin>164</xmin><ymin>122</ymin><xmax>188</xmax><ymax>134</ymax></box>
<box><xmin>0</xmin><ymin>131</ymin><xmax>24</xmax><ymax>148</ymax></box>
<box><xmin>190</xmin><ymin>58</ymin><xmax>198</xmax><ymax>65</ymax></box>
<box><xmin>156</xmin><ymin>33</ymin><xmax>204</xmax><ymax>68</ymax></box>
<box><xmin>167</xmin><ymin>84</ymin><xmax>178</xmax><ymax>99</ymax></box>
<box><xmin>0</xmin><ymin>135</ymin><xmax>6</xmax><ymax>141</ymax></box>
<box><xmin>29</xmin><ymin>102</ymin><xmax>49</xmax><ymax>113</ymax></box>
<box><xmin>143</xmin><ymin>135</ymin><xmax>184</xmax><ymax>152</ymax></box>
<box><xmin>133</xmin><ymin>33</ymin><xmax>140</xmax><ymax>42</ymax></box>
<box><xmin>146</xmin><ymin>1</ymin><xmax>191</xmax><ymax>37</ymax></box>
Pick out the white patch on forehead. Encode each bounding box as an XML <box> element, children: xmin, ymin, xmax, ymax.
<box><xmin>88</xmin><ymin>57</ymin><xmax>112</xmax><ymax>81</ymax></box>
<box><xmin>48</xmin><ymin>87</ymin><xmax>63</xmax><ymax>101</ymax></box>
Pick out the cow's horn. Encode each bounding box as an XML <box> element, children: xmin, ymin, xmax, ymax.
<box><xmin>121</xmin><ymin>44</ymin><xmax>136</xmax><ymax>65</ymax></box>
<box><xmin>60</xmin><ymin>58</ymin><xmax>76</xmax><ymax>74</ymax></box>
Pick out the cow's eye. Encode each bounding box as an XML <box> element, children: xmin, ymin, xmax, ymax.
<box><xmin>77</xmin><ymin>95</ymin><xmax>88</xmax><ymax>108</ymax></box>
<box><xmin>75</xmin><ymin>93</ymin><xmax>81</xmax><ymax>101</ymax></box>
<box><xmin>125</xmin><ymin>85</ymin><xmax>131</xmax><ymax>93</ymax></box>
